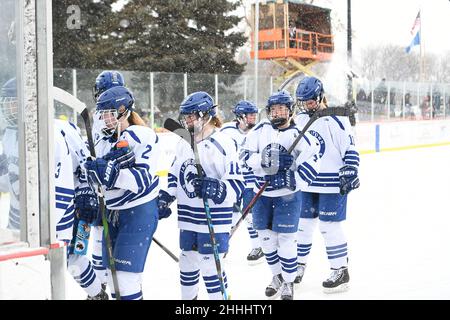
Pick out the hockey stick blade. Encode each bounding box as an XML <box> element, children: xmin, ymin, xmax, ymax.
<box><xmin>52</xmin><ymin>87</ymin><xmax>87</xmax><ymax>114</ymax></box>
<box><xmin>163</xmin><ymin>118</ymin><xmax>192</xmax><ymax>145</ymax></box>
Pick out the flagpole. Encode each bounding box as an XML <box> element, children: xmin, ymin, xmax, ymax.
<box><xmin>419</xmin><ymin>7</ymin><xmax>424</xmax><ymax>82</ymax></box>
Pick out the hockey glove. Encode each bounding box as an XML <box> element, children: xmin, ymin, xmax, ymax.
<box><xmin>193</xmin><ymin>177</ymin><xmax>227</xmax><ymax>204</ymax></box>
<box><xmin>264</xmin><ymin>170</ymin><xmax>296</xmax><ymax>191</ymax></box>
<box><xmin>339</xmin><ymin>165</ymin><xmax>360</xmax><ymax>195</ymax></box>
<box><xmin>103</xmin><ymin>141</ymin><xmax>136</xmax><ymax>169</ymax></box>
<box><xmin>261</xmin><ymin>148</ymin><xmax>294</xmax><ymax>173</ymax></box>
<box><xmin>74</xmin><ymin>186</ymin><xmax>99</xmax><ymax>224</ymax></box>
<box><xmin>158</xmin><ymin>190</ymin><xmax>176</xmax><ymax>220</ymax></box>
<box><xmin>84</xmin><ymin>158</ymin><xmax>120</xmax><ymax>189</ymax></box>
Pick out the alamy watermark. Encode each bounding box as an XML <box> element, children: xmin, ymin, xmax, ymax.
<box><xmin>66</xmin><ymin>5</ymin><xmax>81</xmax><ymax>30</ymax></box>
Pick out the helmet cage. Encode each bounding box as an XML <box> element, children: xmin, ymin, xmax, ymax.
<box><xmin>0</xmin><ymin>96</ymin><xmax>18</xmax><ymax>126</ymax></box>
<box><xmin>267</xmin><ymin>104</ymin><xmax>293</xmax><ymax>128</ymax></box>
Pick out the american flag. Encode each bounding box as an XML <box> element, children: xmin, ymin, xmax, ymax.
<box><xmin>410</xmin><ymin>11</ymin><xmax>421</xmax><ymax>35</ymax></box>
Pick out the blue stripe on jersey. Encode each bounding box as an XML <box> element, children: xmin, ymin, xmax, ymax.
<box><xmin>178</xmin><ymin>216</ymin><xmax>232</xmax><ymax>226</ymax></box>
<box><xmin>56</xmin><ymin>186</ymin><xmax>75</xmax><ymax>196</ymax></box>
<box><xmin>56</xmin><ymin>202</ymin><xmax>69</xmax><ymax>210</ymax></box>
<box><xmin>253</xmin><ymin>122</ymin><xmax>271</xmax><ymax>132</ymax></box>
<box><xmin>56</xmin><ymin>194</ymin><xmax>73</xmax><ymax>203</ymax></box>
<box><xmin>220</xmin><ymin>123</ymin><xmax>238</xmax><ymax>132</ymax></box>
<box><xmin>106</xmin><ymin>177</ymin><xmax>159</xmax><ymax>207</ymax></box>
<box><xmin>208</xmin><ymin>137</ymin><xmax>226</xmax><ymax>156</ymax></box>
<box><xmin>56</xmin><ymin>217</ymin><xmax>74</xmax><ymax>231</ymax></box>
<box><xmin>331</xmin><ymin>115</ymin><xmax>345</xmax><ymax>130</ymax></box>
<box><xmin>297</xmin><ymin>162</ymin><xmax>318</xmax><ymax>184</ymax></box>
<box><xmin>177</xmin><ymin>205</ymin><xmax>233</xmax><ymax>226</ymax></box>
<box><xmin>168</xmin><ymin>173</ymin><xmax>178</xmax><ymax>183</ymax></box>
<box><xmin>123</xmin><ymin>129</ymin><xmax>141</xmax><ymax>143</ymax></box>
<box><xmin>310</xmin><ymin>182</ymin><xmax>340</xmax><ymax>187</ymax></box>
<box><xmin>69</xmin><ymin>121</ymin><xmax>77</xmax><ymax>130</ymax></box>
<box><xmin>303</xmin><ymin>134</ymin><xmax>311</xmax><ymax>146</ymax></box>
<box><xmin>228</xmin><ymin>179</ymin><xmax>245</xmax><ymax>200</ymax></box>
<box><xmin>178</xmin><ymin>204</ymin><xmax>234</xmax><ymax>213</ymax></box>
<box><xmin>59</xmin><ymin>206</ymin><xmax>74</xmax><ymax>223</ymax></box>
<box><xmin>155</xmin><ymin>134</ymin><xmax>159</xmax><ymax>144</ymax></box>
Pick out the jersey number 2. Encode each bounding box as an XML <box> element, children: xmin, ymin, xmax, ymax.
<box><xmin>142</xmin><ymin>145</ymin><xmax>152</xmax><ymax>159</ymax></box>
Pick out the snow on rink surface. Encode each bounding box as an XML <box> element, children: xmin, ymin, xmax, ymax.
<box><xmin>65</xmin><ymin>145</ymin><xmax>450</xmax><ymax>300</ymax></box>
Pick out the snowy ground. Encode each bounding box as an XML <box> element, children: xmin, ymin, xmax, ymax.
<box><xmin>61</xmin><ymin>145</ymin><xmax>450</xmax><ymax>300</ymax></box>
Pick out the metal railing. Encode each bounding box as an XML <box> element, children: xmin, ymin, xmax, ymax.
<box><xmin>53</xmin><ymin>69</ymin><xmax>450</xmax><ymax>131</ymax></box>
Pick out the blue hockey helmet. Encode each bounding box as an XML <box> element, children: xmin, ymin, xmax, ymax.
<box><xmin>233</xmin><ymin>100</ymin><xmax>258</xmax><ymax>130</ymax></box>
<box><xmin>266</xmin><ymin>90</ymin><xmax>294</xmax><ymax>111</ymax></box>
<box><xmin>179</xmin><ymin>91</ymin><xmax>216</xmax><ymax>117</ymax></box>
<box><xmin>179</xmin><ymin>91</ymin><xmax>217</xmax><ymax>132</ymax></box>
<box><xmin>232</xmin><ymin>100</ymin><xmax>258</xmax><ymax>117</ymax></box>
<box><xmin>94</xmin><ymin>86</ymin><xmax>135</xmax><ymax>136</ymax></box>
<box><xmin>93</xmin><ymin>70</ymin><xmax>125</xmax><ymax>101</ymax></box>
<box><xmin>296</xmin><ymin>76</ymin><xmax>324</xmax><ymax>102</ymax></box>
<box><xmin>0</xmin><ymin>78</ymin><xmax>18</xmax><ymax>126</ymax></box>
<box><xmin>96</xmin><ymin>86</ymin><xmax>135</xmax><ymax>112</ymax></box>
<box><xmin>296</xmin><ymin>76</ymin><xmax>324</xmax><ymax>114</ymax></box>
<box><xmin>266</xmin><ymin>90</ymin><xmax>295</xmax><ymax>128</ymax></box>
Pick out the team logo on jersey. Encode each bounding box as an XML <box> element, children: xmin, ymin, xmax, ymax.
<box><xmin>309</xmin><ymin>130</ymin><xmax>326</xmax><ymax>158</ymax></box>
<box><xmin>179</xmin><ymin>158</ymin><xmax>205</xmax><ymax>198</ymax></box>
<box><xmin>260</xmin><ymin>143</ymin><xmax>289</xmax><ymax>175</ymax></box>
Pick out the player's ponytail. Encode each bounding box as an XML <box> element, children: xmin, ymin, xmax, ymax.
<box><xmin>211</xmin><ymin>115</ymin><xmax>223</xmax><ymax>128</ymax></box>
<box><xmin>128</xmin><ymin>111</ymin><xmax>147</xmax><ymax>126</ymax></box>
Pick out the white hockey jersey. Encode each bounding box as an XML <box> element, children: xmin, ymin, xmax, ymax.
<box><xmin>0</xmin><ymin>127</ymin><xmax>20</xmax><ymax>229</ymax></box>
<box><xmin>167</xmin><ymin>129</ymin><xmax>245</xmax><ymax>234</ymax></box>
<box><xmin>94</xmin><ymin>125</ymin><xmax>160</xmax><ymax>210</ymax></box>
<box><xmin>242</xmin><ymin>119</ymin><xmax>322</xmax><ymax>197</ymax></box>
<box><xmin>54</xmin><ymin>120</ymin><xmax>92</xmax><ymax>241</ymax></box>
<box><xmin>220</xmin><ymin>121</ymin><xmax>258</xmax><ymax>190</ymax></box>
<box><xmin>295</xmin><ymin>112</ymin><xmax>360</xmax><ymax>194</ymax></box>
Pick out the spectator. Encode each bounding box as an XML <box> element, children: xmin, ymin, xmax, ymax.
<box><xmin>420</xmin><ymin>95</ymin><xmax>431</xmax><ymax>119</ymax></box>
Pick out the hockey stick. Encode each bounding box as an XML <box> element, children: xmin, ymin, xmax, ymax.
<box><xmin>152</xmin><ymin>237</ymin><xmax>179</xmax><ymax>262</ymax></box>
<box><xmin>53</xmin><ymin>87</ymin><xmax>121</xmax><ymax>300</ymax></box>
<box><xmin>81</xmin><ymin>109</ymin><xmax>121</xmax><ymax>300</ymax></box>
<box><xmin>164</xmin><ymin>118</ymin><xmax>228</xmax><ymax>300</ymax></box>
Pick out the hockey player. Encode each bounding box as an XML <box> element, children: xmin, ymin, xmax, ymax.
<box><xmin>92</xmin><ymin>70</ymin><xmax>125</xmax><ymax>101</ymax></box>
<box><xmin>241</xmin><ymin>90</ymin><xmax>321</xmax><ymax>300</ymax></box>
<box><xmin>54</xmin><ymin>119</ymin><xmax>108</xmax><ymax>300</ymax></box>
<box><xmin>0</xmin><ymin>78</ymin><xmax>20</xmax><ymax>230</ymax></box>
<box><xmin>158</xmin><ymin>91</ymin><xmax>245</xmax><ymax>300</ymax></box>
<box><xmin>84</xmin><ymin>85</ymin><xmax>160</xmax><ymax>300</ymax></box>
<box><xmin>220</xmin><ymin>100</ymin><xmax>263</xmax><ymax>265</ymax></box>
<box><xmin>90</xmin><ymin>70</ymin><xmax>126</xmax><ymax>289</ymax></box>
<box><xmin>294</xmin><ymin>76</ymin><xmax>360</xmax><ymax>293</ymax></box>
<box><xmin>0</xmin><ymin>78</ymin><xmax>108</xmax><ymax>299</ymax></box>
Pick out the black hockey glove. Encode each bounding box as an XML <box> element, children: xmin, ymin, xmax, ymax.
<box><xmin>158</xmin><ymin>190</ymin><xmax>176</xmax><ymax>220</ymax></box>
<box><xmin>193</xmin><ymin>177</ymin><xmax>227</xmax><ymax>204</ymax></box>
<box><xmin>74</xmin><ymin>186</ymin><xmax>99</xmax><ymax>224</ymax></box>
<box><xmin>264</xmin><ymin>170</ymin><xmax>296</xmax><ymax>191</ymax></box>
<box><xmin>339</xmin><ymin>165</ymin><xmax>360</xmax><ymax>195</ymax></box>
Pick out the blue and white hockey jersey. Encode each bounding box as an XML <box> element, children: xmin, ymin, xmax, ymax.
<box><xmin>220</xmin><ymin>121</ymin><xmax>258</xmax><ymax>190</ymax></box>
<box><xmin>295</xmin><ymin>112</ymin><xmax>360</xmax><ymax>194</ymax></box>
<box><xmin>242</xmin><ymin>119</ymin><xmax>322</xmax><ymax>197</ymax></box>
<box><xmin>167</xmin><ymin>130</ymin><xmax>245</xmax><ymax>234</ymax></box>
<box><xmin>0</xmin><ymin>127</ymin><xmax>20</xmax><ymax>229</ymax></box>
<box><xmin>94</xmin><ymin>125</ymin><xmax>160</xmax><ymax>210</ymax></box>
<box><xmin>54</xmin><ymin>120</ymin><xmax>92</xmax><ymax>241</ymax></box>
